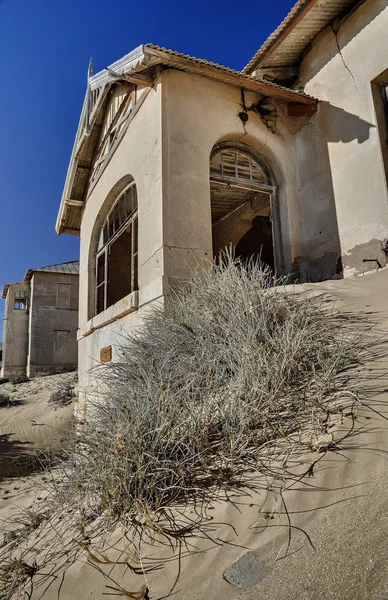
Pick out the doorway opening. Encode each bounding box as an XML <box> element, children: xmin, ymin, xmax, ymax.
<box><xmin>210</xmin><ymin>146</ymin><xmax>276</xmax><ymax>271</ymax></box>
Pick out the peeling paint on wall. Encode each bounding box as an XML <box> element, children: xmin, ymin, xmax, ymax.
<box><xmin>342</xmin><ymin>238</ymin><xmax>388</xmax><ymax>278</ymax></box>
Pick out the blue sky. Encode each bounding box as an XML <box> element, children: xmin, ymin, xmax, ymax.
<box><xmin>0</xmin><ymin>0</ymin><xmax>295</xmax><ymax>335</ymax></box>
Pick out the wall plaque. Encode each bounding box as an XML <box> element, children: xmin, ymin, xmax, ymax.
<box><xmin>100</xmin><ymin>345</ymin><xmax>112</xmax><ymax>363</ymax></box>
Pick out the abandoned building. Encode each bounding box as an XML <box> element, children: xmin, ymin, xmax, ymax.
<box><xmin>1</xmin><ymin>262</ymin><xmax>79</xmax><ymax>379</ymax></box>
<box><xmin>56</xmin><ymin>0</ymin><xmax>388</xmax><ymax>404</ymax></box>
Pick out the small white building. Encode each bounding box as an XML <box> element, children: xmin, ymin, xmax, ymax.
<box><xmin>56</xmin><ymin>0</ymin><xmax>388</xmax><ymax>408</ymax></box>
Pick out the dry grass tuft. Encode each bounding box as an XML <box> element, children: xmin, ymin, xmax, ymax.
<box><xmin>49</xmin><ymin>381</ymin><xmax>76</xmax><ymax>410</ymax></box>
<box><xmin>9</xmin><ymin>375</ymin><xmax>29</xmax><ymax>385</ymax></box>
<box><xmin>55</xmin><ymin>256</ymin><xmax>360</xmax><ymax>526</ymax></box>
<box><xmin>0</xmin><ymin>393</ymin><xmax>11</xmax><ymax>408</ymax></box>
<box><xmin>0</xmin><ymin>558</ymin><xmax>37</xmax><ymax>598</ymax></box>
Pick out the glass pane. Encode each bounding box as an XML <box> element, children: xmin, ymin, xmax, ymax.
<box><xmin>133</xmin><ymin>215</ymin><xmax>138</xmax><ymax>255</ymax></box>
<box><xmin>97</xmin><ymin>253</ymin><xmax>105</xmax><ymax>285</ymax></box>
<box><xmin>96</xmin><ymin>284</ymin><xmax>105</xmax><ymax>315</ymax></box>
<box><xmin>132</xmin><ymin>185</ymin><xmax>138</xmax><ymax>210</ymax></box>
<box><xmin>103</xmin><ymin>223</ymin><xmax>109</xmax><ymax>246</ymax></box>
<box><xmin>121</xmin><ymin>189</ymin><xmax>128</xmax><ymax>218</ymax></box>
<box><xmin>113</xmin><ymin>204</ymin><xmax>120</xmax><ymax>233</ymax></box>
<box><xmin>119</xmin><ymin>193</ymin><xmax>126</xmax><ymax>223</ymax></box>
<box><xmin>99</xmin><ymin>183</ymin><xmax>138</xmax><ymax>252</ymax></box>
<box><xmin>133</xmin><ymin>252</ymin><xmax>138</xmax><ymax>292</ymax></box>
<box><xmin>98</xmin><ymin>228</ymin><xmax>104</xmax><ymax>251</ymax></box>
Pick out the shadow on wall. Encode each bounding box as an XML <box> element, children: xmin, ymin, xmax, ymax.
<box><xmin>319</xmin><ymin>101</ymin><xmax>375</xmax><ymax>144</ymax></box>
<box><xmin>299</xmin><ymin>0</ymin><xmax>387</xmax><ymax>84</ymax></box>
<box><xmin>294</xmin><ymin>101</ymin><xmax>375</xmax><ymax>282</ymax></box>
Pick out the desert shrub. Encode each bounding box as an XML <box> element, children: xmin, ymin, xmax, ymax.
<box><xmin>0</xmin><ymin>558</ymin><xmax>37</xmax><ymax>598</ymax></box>
<box><xmin>0</xmin><ymin>393</ymin><xmax>10</xmax><ymax>407</ymax></box>
<box><xmin>10</xmin><ymin>375</ymin><xmax>29</xmax><ymax>385</ymax></box>
<box><xmin>56</xmin><ymin>257</ymin><xmax>360</xmax><ymax>527</ymax></box>
<box><xmin>49</xmin><ymin>381</ymin><xmax>76</xmax><ymax>409</ymax></box>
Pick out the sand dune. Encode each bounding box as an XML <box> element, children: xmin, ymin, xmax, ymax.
<box><xmin>0</xmin><ymin>373</ymin><xmax>75</xmax><ymax>524</ymax></box>
<box><xmin>2</xmin><ymin>270</ymin><xmax>388</xmax><ymax>600</ymax></box>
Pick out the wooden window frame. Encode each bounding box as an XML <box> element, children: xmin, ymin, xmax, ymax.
<box><xmin>381</xmin><ymin>82</ymin><xmax>388</xmax><ymax>141</ymax></box>
<box><xmin>210</xmin><ymin>148</ymin><xmax>271</xmax><ymax>192</ymax></box>
<box><xmin>95</xmin><ymin>182</ymin><xmax>138</xmax><ymax>315</ymax></box>
<box><xmin>14</xmin><ymin>290</ymin><xmax>29</xmax><ymax>311</ymax></box>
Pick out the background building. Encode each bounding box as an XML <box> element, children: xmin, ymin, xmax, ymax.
<box><xmin>1</xmin><ymin>261</ymin><xmax>79</xmax><ymax>378</ymax></box>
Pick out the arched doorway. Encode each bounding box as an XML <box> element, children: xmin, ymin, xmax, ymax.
<box><xmin>210</xmin><ymin>144</ymin><xmax>276</xmax><ymax>271</ymax></box>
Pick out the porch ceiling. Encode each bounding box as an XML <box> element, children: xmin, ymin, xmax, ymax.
<box><xmin>211</xmin><ymin>184</ymin><xmax>270</xmax><ymax>224</ymax></box>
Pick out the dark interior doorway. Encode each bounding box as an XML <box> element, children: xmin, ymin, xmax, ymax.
<box><xmin>210</xmin><ymin>146</ymin><xmax>275</xmax><ymax>271</ymax></box>
<box><xmin>235</xmin><ymin>215</ymin><xmax>274</xmax><ymax>271</ymax></box>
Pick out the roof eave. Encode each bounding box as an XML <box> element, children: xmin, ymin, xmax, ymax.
<box><xmin>56</xmin><ymin>44</ymin><xmax>318</xmax><ymax>235</ymax></box>
<box><xmin>56</xmin><ymin>46</ymin><xmax>156</xmax><ymax>235</ymax></box>
<box><xmin>243</xmin><ymin>0</ymin><xmax>361</xmax><ymax>75</ymax></box>
<box><xmin>144</xmin><ymin>44</ymin><xmax>317</xmax><ymax>104</ymax></box>
<box><xmin>243</xmin><ymin>0</ymin><xmax>317</xmax><ymax>75</ymax></box>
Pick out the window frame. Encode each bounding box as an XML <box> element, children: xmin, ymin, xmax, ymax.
<box><xmin>210</xmin><ymin>147</ymin><xmax>273</xmax><ymax>193</ymax></box>
<box><xmin>95</xmin><ymin>181</ymin><xmax>138</xmax><ymax>315</ymax></box>
<box><xmin>14</xmin><ymin>290</ymin><xmax>29</xmax><ymax>311</ymax></box>
<box><xmin>381</xmin><ymin>81</ymin><xmax>388</xmax><ymax>141</ymax></box>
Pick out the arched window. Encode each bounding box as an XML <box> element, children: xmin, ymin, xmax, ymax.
<box><xmin>95</xmin><ymin>181</ymin><xmax>138</xmax><ymax>315</ymax></box>
<box><xmin>210</xmin><ymin>145</ymin><xmax>276</xmax><ymax>271</ymax></box>
<box><xmin>210</xmin><ymin>147</ymin><xmax>269</xmax><ymax>186</ymax></box>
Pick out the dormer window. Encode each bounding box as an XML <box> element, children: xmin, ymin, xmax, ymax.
<box><xmin>95</xmin><ymin>181</ymin><xmax>138</xmax><ymax>315</ymax></box>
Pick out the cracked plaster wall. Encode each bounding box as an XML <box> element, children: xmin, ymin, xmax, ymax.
<box><xmin>296</xmin><ymin>0</ymin><xmax>388</xmax><ymax>277</ymax></box>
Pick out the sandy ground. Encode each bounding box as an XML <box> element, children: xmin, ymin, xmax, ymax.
<box><xmin>2</xmin><ymin>270</ymin><xmax>388</xmax><ymax>600</ymax></box>
<box><xmin>0</xmin><ymin>372</ymin><xmax>75</xmax><ymax>524</ymax></box>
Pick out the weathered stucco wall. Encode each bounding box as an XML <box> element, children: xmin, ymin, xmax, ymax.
<box><xmin>160</xmin><ymin>68</ymin><xmax>345</xmax><ymax>282</ymax></box>
<box><xmin>27</xmin><ymin>272</ymin><xmax>78</xmax><ymax>377</ymax></box>
<box><xmin>77</xmin><ymin>82</ymin><xmax>164</xmax><ymax>398</ymax></box>
<box><xmin>296</xmin><ymin>0</ymin><xmax>388</xmax><ymax>277</ymax></box>
<box><xmin>160</xmin><ymin>68</ymin><xmax>305</xmax><ymax>281</ymax></box>
<box><xmin>1</xmin><ymin>282</ymin><xmax>30</xmax><ymax>378</ymax></box>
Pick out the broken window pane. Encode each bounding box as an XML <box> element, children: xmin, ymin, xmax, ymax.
<box><xmin>14</xmin><ymin>290</ymin><xmax>29</xmax><ymax>310</ymax></box>
<box><xmin>107</xmin><ymin>224</ymin><xmax>132</xmax><ymax>307</ymax></box>
<box><xmin>97</xmin><ymin>253</ymin><xmax>105</xmax><ymax>286</ymax></box>
<box><xmin>95</xmin><ymin>181</ymin><xmax>138</xmax><ymax>315</ymax></box>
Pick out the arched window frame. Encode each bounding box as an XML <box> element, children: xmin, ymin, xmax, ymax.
<box><xmin>210</xmin><ymin>145</ymin><xmax>275</xmax><ymax>194</ymax></box>
<box><xmin>95</xmin><ymin>180</ymin><xmax>138</xmax><ymax>315</ymax></box>
<box><xmin>209</xmin><ymin>142</ymin><xmax>283</xmax><ymax>274</ymax></box>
